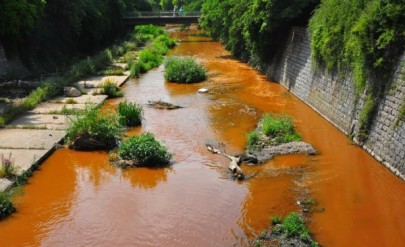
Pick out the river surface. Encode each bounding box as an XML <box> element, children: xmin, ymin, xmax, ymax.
<box><xmin>0</xmin><ymin>27</ymin><xmax>404</xmax><ymax>247</ymax></box>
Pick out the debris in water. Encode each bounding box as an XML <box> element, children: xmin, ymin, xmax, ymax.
<box><xmin>198</xmin><ymin>88</ymin><xmax>209</xmax><ymax>93</ymax></box>
<box><xmin>147</xmin><ymin>100</ymin><xmax>183</xmax><ymax>110</ymax></box>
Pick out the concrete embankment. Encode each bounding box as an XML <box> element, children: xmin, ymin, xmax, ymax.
<box><xmin>0</xmin><ymin>75</ymin><xmax>129</xmax><ymax>192</ymax></box>
<box><xmin>255</xmin><ymin>27</ymin><xmax>405</xmax><ymax>179</ymax></box>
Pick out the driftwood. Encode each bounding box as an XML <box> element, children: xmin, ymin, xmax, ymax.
<box><xmin>206</xmin><ymin>145</ymin><xmax>244</xmax><ymax>179</ymax></box>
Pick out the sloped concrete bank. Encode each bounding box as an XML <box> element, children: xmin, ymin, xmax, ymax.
<box><xmin>254</xmin><ymin>27</ymin><xmax>404</xmax><ymax>180</ymax></box>
<box><xmin>0</xmin><ymin>75</ymin><xmax>129</xmax><ymax>192</ymax></box>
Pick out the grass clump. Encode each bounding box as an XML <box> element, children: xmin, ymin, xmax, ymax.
<box><xmin>261</xmin><ymin>114</ymin><xmax>301</xmax><ymax>144</ymax></box>
<box><xmin>65</xmin><ymin>98</ymin><xmax>77</xmax><ymax>104</ymax></box>
<box><xmin>118</xmin><ymin>132</ymin><xmax>172</xmax><ymax>167</ymax></box>
<box><xmin>272</xmin><ymin>212</ymin><xmax>318</xmax><ymax>246</ymax></box>
<box><xmin>117</xmin><ymin>100</ymin><xmax>143</xmax><ymax>127</ymax></box>
<box><xmin>101</xmin><ymin>79</ymin><xmax>123</xmax><ymax>98</ymax></box>
<box><xmin>103</xmin><ymin>67</ymin><xmax>125</xmax><ymax>76</ymax></box>
<box><xmin>247</xmin><ymin>130</ymin><xmax>260</xmax><ymax>148</ymax></box>
<box><xmin>0</xmin><ymin>116</ymin><xmax>5</xmax><ymax>128</ymax></box>
<box><xmin>165</xmin><ymin>56</ymin><xmax>207</xmax><ymax>83</ymax></box>
<box><xmin>0</xmin><ymin>191</ymin><xmax>16</xmax><ymax>220</ymax></box>
<box><xmin>65</xmin><ymin>105</ymin><xmax>123</xmax><ymax>149</ymax></box>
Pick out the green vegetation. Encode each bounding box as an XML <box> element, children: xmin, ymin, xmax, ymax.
<box><xmin>247</xmin><ymin>114</ymin><xmax>301</xmax><ymax>149</ymax></box>
<box><xmin>0</xmin><ymin>191</ymin><xmax>16</xmax><ymax>220</ymax></box>
<box><xmin>101</xmin><ymin>80</ymin><xmax>124</xmax><ymax>98</ymax></box>
<box><xmin>165</xmin><ymin>56</ymin><xmax>207</xmax><ymax>83</ymax></box>
<box><xmin>200</xmin><ymin>0</ymin><xmax>318</xmax><ymax>61</ymax></box>
<box><xmin>272</xmin><ymin>212</ymin><xmax>318</xmax><ymax>245</ymax></box>
<box><xmin>0</xmin><ymin>154</ymin><xmax>18</xmax><ymax>179</ymax></box>
<box><xmin>271</xmin><ymin>215</ymin><xmax>283</xmax><ymax>225</ymax></box>
<box><xmin>65</xmin><ymin>106</ymin><xmax>123</xmax><ymax>149</ymax></box>
<box><xmin>127</xmin><ymin>25</ymin><xmax>176</xmax><ymax>78</ymax></box>
<box><xmin>261</xmin><ymin>114</ymin><xmax>301</xmax><ymax>143</ymax></box>
<box><xmin>65</xmin><ymin>98</ymin><xmax>77</xmax><ymax>104</ymax></box>
<box><xmin>309</xmin><ymin>0</ymin><xmax>404</xmax><ymax>140</ymax></box>
<box><xmin>247</xmin><ymin>130</ymin><xmax>260</xmax><ymax>148</ymax></box>
<box><xmin>117</xmin><ymin>100</ymin><xmax>143</xmax><ymax>127</ymax></box>
<box><xmin>103</xmin><ymin>67</ymin><xmax>125</xmax><ymax>76</ymax></box>
<box><xmin>118</xmin><ymin>133</ymin><xmax>172</xmax><ymax>167</ymax></box>
<box><xmin>395</xmin><ymin>102</ymin><xmax>405</xmax><ymax>127</ymax></box>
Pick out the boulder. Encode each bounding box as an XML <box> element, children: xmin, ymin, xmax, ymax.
<box><xmin>69</xmin><ymin>137</ymin><xmax>108</xmax><ymax>151</ymax></box>
<box><xmin>64</xmin><ymin>87</ymin><xmax>81</xmax><ymax>97</ymax></box>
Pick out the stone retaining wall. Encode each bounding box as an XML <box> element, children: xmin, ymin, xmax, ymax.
<box><xmin>258</xmin><ymin>27</ymin><xmax>405</xmax><ymax>179</ymax></box>
<box><xmin>0</xmin><ymin>42</ymin><xmax>32</xmax><ymax>80</ymax></box>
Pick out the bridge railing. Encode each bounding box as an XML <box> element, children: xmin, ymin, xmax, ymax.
<box><xmin>124</xmin><ymin>11</ymin><xmax>201</xmax><ymax>18</ymax></box>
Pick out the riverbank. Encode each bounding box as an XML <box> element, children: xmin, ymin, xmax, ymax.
<box><xmin>0</xmin><ymin>75</ymin><xmax>129</xmax><ymax>192</ymax></box>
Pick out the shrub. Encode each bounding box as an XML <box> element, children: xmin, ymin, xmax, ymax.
<box><xmin>101</xmin><ymin>79</ymin><xmax>123</xmax><ymax>98</ymax></box>
<box><xmin>261</xmin><ymin>114</ymin><xmax>301</xmax><ymax>143</ymax></box>
<box><xmin>139</xmin><ymin>48</ymin><xmax>163</xmax><ymax>71</ymax></box>
<box><xmin>282</xmin><ymin>212</ymin><xmax>311</xmax><ymax>241</ymax></box>
<box><xmin>117</xmin><ymin>100</ymin><xmax>143</xmax><ymax>127</ymax></box>
<box><xmin>0</xmin><ymin>191</ymin><xmax>15</xmax><ymax>220</ymax></box>
<box><xmin>165</xmin><ymin>56</ymin><xmax>207</xmax><ymax>83</ymax></box>
<box><xmin>65</xmin><ymin>105</ymin><xmax>123</xmax><ymax>148</ymax></box>
<box><xmin>0</xmin><ymin>116</ymin><xmax>5</xmax><ymax>128</ymax></box>
<box><xmin>129</xmin><ymin>61</ymin><xmax>142</xmax><ymax>78</ymax></box>
<box><xmin>118</xmin><ymin>132</ymin><xmax>172</xmax><ymax>167</ymax></box>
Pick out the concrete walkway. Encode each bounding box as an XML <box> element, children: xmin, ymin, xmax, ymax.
<box><xmin>0</xmin><ymin>75</ymin><xmax>129</xmax><ymax>192</ymax></box>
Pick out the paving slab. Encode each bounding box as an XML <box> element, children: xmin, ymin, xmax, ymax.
<box><xmin>50</xmin><ymin>94</ymin><xmax>108</xmax><ymax>105</ymax></box>
<box><xmin>0</xmin><ymin>129</ymin><xmax>65</xmax><ymax>150</ymax></box>
<box><xmin>29</xmin><ymin>103</ymin><xmax>89</xmax><ymax>114</ymax></box>
<box><xmin>0</xmin><ymin>178</ymin><xmax>13</xmax><ymax>192</ymax></box>
<box><xmin>7</xmin><ymin>113</ymin><xmax>69</xmax><ymax>130</ymax></box>
<box><xmin>75</xmin><ymin>75</ymin><xmax>129</xmax><ymax>89</ymax></box>
<box><xmin>0</xmin><ymin>149</ymin><xmax>50</xmax><ymax>175</ymax></box>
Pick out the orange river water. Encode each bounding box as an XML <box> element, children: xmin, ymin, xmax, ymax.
<box><xmin>0</xmin><ymin>27</ymin><xmax>404</xmax><ymax>247</ymax></box>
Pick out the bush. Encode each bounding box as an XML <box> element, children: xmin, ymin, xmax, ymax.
<box><xmin>117</xmin><ymin>100</ymin><xmax>143</xmax><ymax>127</ymax></box>
<box><xmin>129</xmin><ymin>61</ymin><xmax>142</xmax><ymax>78</ymax></box>
<box><xmin>118</xmin><ymin>132</ymin><xmax>172</xmax><ymax>167</ymax></box>
<box><xmin>0</xmin><ymin>191</ymin><xmax>15</xmax><ymax>220</ymax></box>
<box><xmin>65</xmin><ymin>105</ymin><xmax>123</xmax><ymax>148</ymax></box>
<box><xmin>138</xmin><ymin>48</ymin><xmax>163</xmax><ymax>71</ymax></box>
<box><xmin>261</xmin><ymin>114</ymin><xmax>301</xmax><ymax>143</ymax></box>
<box><xmin>101</xmin><ymin>79</ymin><xmax>123</xmax><ymax>98</ymax></box>
<box><xmin>165</xmin><ymin>56</ymin><xmax>207</xmax><ymax>83</ymax></box>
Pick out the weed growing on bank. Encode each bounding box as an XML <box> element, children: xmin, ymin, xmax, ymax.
<box><xmin>117</xmin><ymin>100</ymin><xmax>143</xmax><ymax>127</ymax></box>
<box><xmin>0</xmin><ymin>191</ymin><xmax>15</xmax><ymax>220</ymax></box>
<box><xmin>65</xmin><ymin>105</ymin><xmax>123</xmax><ymax>149</ymax></box>
<box><xmin>101</xmin><ymin>79</ymin><xmax>124</xmax><ymax>98</ymax></box>
<box><xmin>165</xmin><ymin>56</ymin><xmax>207</xmax><ymax>83</ymax></box>
<box><xmin>118</xmin><ymin>132</ymin><xmax>172</xmax><ymax>167</ymax></box>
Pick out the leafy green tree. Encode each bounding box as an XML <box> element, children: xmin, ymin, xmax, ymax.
<box><xmin>0</xmin><ymin>0</ymin><xmax>46</xmax><ymax>36</ymax></box>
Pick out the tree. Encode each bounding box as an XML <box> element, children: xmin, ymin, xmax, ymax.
<box><xmin>0</xmin><ymin>0</ymin><xmax>46</xmax><ymax>36</ymax></box>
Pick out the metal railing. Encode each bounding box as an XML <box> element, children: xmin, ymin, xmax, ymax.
<box><xmin>124</xmin><ymin>11</ymin><xmax>201</xmax><ymax>18</ymax></box>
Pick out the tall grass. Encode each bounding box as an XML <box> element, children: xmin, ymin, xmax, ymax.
<box><xmin>261</xmin><ymin>114</ymin><xmax>301</xmax><ymax>143</ymax></box>
<box><xmin>65</xmin><ymin>105</ymin><xmax>123</xmax><ymax>149</ymax></box>
<box><xmin>165</xmin><ymin>56</ymin><xmax>207</xmax><ymax>83</ymax></box>
<box><xmin>117</xmin><ymin>100</ymin><xmax>143</xmax><ymax>127</ymax></box>
<box><xmin>101</xmin><ymin>79</ymin><xmax>123</xmax><ymax>98</ymax></box>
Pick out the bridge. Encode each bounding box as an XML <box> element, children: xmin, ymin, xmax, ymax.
<box><xmin>122</xmin><ymin>11</ymin><xmax>201</xmax><ymax>25</ymax></box>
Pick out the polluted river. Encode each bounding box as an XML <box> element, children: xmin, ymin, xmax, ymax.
<box><xmin>0</xmin><ymin>27</ymin><xmax>404</xmax><ymax>247</ymax></box>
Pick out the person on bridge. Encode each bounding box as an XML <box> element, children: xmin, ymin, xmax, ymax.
<box><xmin>179</xmin><ymin>7</ymin><xmax>184</xmax><ymax>16</ymax></box>
<box><xmin>173</xmin><ymin>5</ymin><xmax>177</xmax><ymax>16</ymax></box>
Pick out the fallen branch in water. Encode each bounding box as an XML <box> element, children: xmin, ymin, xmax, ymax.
<box><xmin>206</xmin><ymin>144</ymin><xmax>244</xmax><ymax>180</ymax></box>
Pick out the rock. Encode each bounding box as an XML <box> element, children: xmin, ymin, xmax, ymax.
<box><xmin>69</xmin><ymin>137</ymin><xmax>108</xmax><ymax>151</ymax></box>
<box><xmin>64</xmin><ymin>87</ymin><xmax>81</xmax><ymax>97</ymax></box>
<box><xmin>198</xmin><ymin>88</ymin><xmax>209</xmax><ymax>93</ymax></box>
<box><xmin>248</xmin><ymin>141</ymin><xmax>317</xmax><ymax>162</ymax></box>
